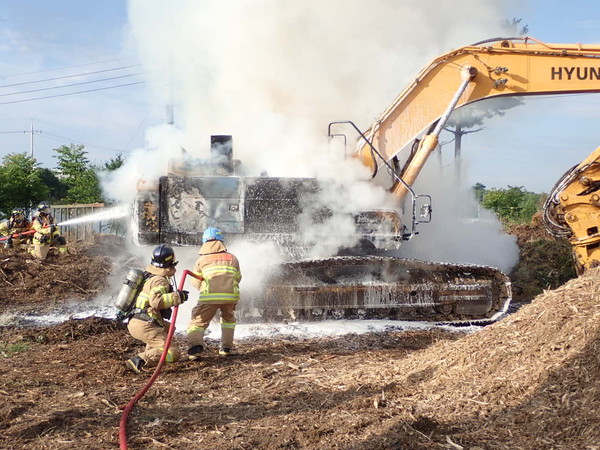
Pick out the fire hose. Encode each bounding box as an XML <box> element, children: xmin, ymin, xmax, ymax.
<box><xmin>0</xmin><ymin>229</ymin><xmax>37</xmax><ymax>242</ymax></box>
<box><xmin>118</xmin><ymin>269</ymin><xmax>202</xmax><ymax>450</ymax></box>
<box><xmin>0</xmin><ymin>223</ymin><xmax>64</xmax><ymax>242</ymax></box>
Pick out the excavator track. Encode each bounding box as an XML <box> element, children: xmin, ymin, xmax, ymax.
<box><xmin>255</xmin><ymin>256</ymin><xmax>511</xmax><ymax>323</ymax></box>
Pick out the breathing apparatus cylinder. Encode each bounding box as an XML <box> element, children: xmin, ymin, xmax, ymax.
<box><xmin>115</xmin><ymin>268</ymin><xmax>146</xmax><ymax>312</ymax></box>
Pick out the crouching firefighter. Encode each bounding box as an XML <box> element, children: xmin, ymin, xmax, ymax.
<box><xmin>0</xmin><ymin>208</ymin><xmax>31</xmax><ymax>249</ymax></box>
<box><xmin>125</xmin><ymin>244</ymin><xmax>189</xmax><ymax>373</ymax></box>
<box><xmin>187</xmin><ymin>227</ymin><xmax>242</xmax><ymax>359</ymax></box>
<box><xmin>31</xmin><ymin>201</ymin><xmax>67</xmax><ymax>260</ymax></box>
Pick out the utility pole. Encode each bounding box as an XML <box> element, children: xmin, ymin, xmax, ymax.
<box><xmin>30</xmin><ymin>120</ymin><xmax>34</xmax><ymax>157</ymax></box>
<box><xmin>27</xmin><ymin>119</ymin><xmax>41</xmax><ymax>157</ymax></box>
<box><xmin>443</xmin><ymin>125</ymin><xmax>482</xmax><ymax>183</ymax></box>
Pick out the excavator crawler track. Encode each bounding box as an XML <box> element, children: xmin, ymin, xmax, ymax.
<box><xmin>256</xmin><ymin>256</ymin><xmax>511</xmax><ymax>323</ymax></box>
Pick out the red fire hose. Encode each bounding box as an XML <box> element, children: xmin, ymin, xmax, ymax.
<box><xmin>0</xmin><ymin>222</ymin><xmax>65</xmax><ymax>242</ymax></box>
<box><xmin>0</xmin><ymin>229</ymin><xmax>37</xmax><ymax>242</ymax></box>
<box><xmin>118</xmin><ymin>269</ymin><xmax>202</xmax><ymax>450</ymax></box>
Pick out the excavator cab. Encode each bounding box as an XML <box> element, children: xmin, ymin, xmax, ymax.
<box><xmin>134</xmin><ymin>135</ymin><xmax>405</xmax><ymax>256</ymax></box>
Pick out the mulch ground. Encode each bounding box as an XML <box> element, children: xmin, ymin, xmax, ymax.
<box><xmin>0</xmin><ymin>236</ymin><xmax>599</xmax><ymax>449</ymax></box>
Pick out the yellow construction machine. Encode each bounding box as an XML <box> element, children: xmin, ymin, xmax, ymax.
<box><xmin>136</xmin><ymin>37</ymin><xmax>600</xmax><ymax>323</ymax></box>
<box><xmin>544</xmin><ymin>146</ymin><xmax>600</xmax><ymax>274</ymax></box>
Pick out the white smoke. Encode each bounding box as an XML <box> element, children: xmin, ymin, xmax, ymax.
<box><xmin>399</xmin><ymin>149</ymin><xmax>519</xmax><ymax>273</ymax></box>
<box><xmin>105</xmin><ymin>0</ymin><xmax>522</xmax><ymax>271</ymax></box>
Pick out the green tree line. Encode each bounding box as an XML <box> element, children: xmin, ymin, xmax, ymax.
<box><xmin>0</xmin><ymin>144</ymin><xmax>124</xmax><ymax>218</ymax></box>
<box><xmin>472</xmin><ymin>183</ymin><xmax>546</xmax><ymax>224</ymax></box>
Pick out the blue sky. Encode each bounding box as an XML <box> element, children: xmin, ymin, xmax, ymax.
<box><xmin>1</xmin><ymin>1</ymin><xmax>600</xmax><ymax>193</ymax></box>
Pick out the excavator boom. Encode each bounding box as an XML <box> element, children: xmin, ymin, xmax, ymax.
<box><xmin>358</xmin><ymin>37</ymin><xmax>600</xmax><ymax>181</ymax></box>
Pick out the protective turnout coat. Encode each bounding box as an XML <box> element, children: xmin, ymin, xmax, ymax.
<box><xmin>0</xmin><ymin>217</ymin><xmax>31</xmax><ymax>236</ymax></box>
<box><xmin>192</xmin><ymin>240</ymin><xmax>242</xmax><ymax>304</ymax></box>
<box><xmin>128</xmin><ymin>264</ymin><xmax>184</xmax><ymax>366</ymax></box>
<box><xmin>186</xmin><ymin>240</ymin><xmax>242</xmax><ymax>352</ymax></box>
<box><xmin>31</xmin><ymin>213</ymin><xmax>58</xmax><ymax>242</ymax></box>
<box><xmin>133</xmin><ymin>264</ymin><xmax>183</xmax><ymax>326</ymax></box>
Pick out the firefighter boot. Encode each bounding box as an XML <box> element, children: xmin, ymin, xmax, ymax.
<box><xmin>219</xmin><ymin>347</ymin><xmax>234</xmax><ymax>356</ymax></box>
<box><xmin>188</xmin><ymin>345</ymin><xmax>204</xmax><ymax>361</ymax></box>
<box><xmin>126</xmin><ymin>356</ymin><xmax>146</xmax><ymax>373</ymax></box>
<box><xmin>219</xmin><ymin>327</ymin><xmax>235</xmax><ymax>356</ymax></box>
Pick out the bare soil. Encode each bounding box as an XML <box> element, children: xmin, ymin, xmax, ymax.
<box><xmin>0</xmin><ymin>234</ymin><xmax>599</xmax><ymax>449</ymax></box>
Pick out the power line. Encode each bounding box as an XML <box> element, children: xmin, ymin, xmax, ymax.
<box><xmin>0</xmin><ymin>81</ymin><xmax>146</xmax><ymax>105</ymax></box>
<box><xmin>0</xmin><ymin>65</ymin><xmax>143</xmax><ymax>88</ymax></box>
<box><xmin>0</xmin><ymin>58</ymin><xmax>138</xmax><ymax>80</ymax></box>
<box><xmin>38</xmin><ymin>131</ymin><xmax>131</xmax><ymax>153</ymax></box>
<box><xmin>0</xmin><ymin>130</ymin><xmax>37</xmax><ymax>134</ymax></box>
<box><xmin>0</xmin><ymin>72</ymin><xmax>146</xmax><ymax>98</ymax></box>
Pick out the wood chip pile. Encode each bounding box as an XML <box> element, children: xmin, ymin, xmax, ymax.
<box><xmin>357</xmin><ymin>268</ymin><xmax>600</xmax><ymax>448</ymax></box>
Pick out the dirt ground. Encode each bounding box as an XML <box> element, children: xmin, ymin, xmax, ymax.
<box><xmin>0</xmin><ymin>234</ymin><xmax>599</xmax><ymax>449</ymax></box>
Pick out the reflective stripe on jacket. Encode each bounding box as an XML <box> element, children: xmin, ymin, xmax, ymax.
<box><xmin>0</xmin><ymin>219</ymin><xmax>30</xmax><ymax>236</ymax></box>
<box><xmin>193</xmin><ymin>240</ymin><xmax>241</xmax><ymax>304</ymax></box>
<box><xmin>133</xmin><ymin>265</ymin><xmax>179</xmax><ymax>325</ymax></box>
<box><xmin>32</xmin><ymin>214</ymin><xmax>59</xmax><ymax>244</ymax></box>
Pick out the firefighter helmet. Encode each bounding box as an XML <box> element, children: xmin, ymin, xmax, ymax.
<box><xmin>37</xmin><ymin>201</ymin><xmax>51</xmax><ymax>214</ymax></box>
<box><xmin>202</xmin><ymin>227</ymin><xmax>223</xmax><ymax>244</ymax></box>
<box><xmin>11</xmin><ymin>208</ymin><xmax>24</xmax><ymax>217</ymax></box>
<box><xmin>151</xmin><ymin>244</ymin><xmax>177</xmax><ymax>268</ymax></box>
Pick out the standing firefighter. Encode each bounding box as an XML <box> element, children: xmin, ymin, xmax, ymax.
<box><xmin>30</xmin><ymin>202</ymin><xmax>67</xmax><ymax>260</ymax></box>
<box><xmin>0</xmin><ymin>208</ymin><xmax>31</xmax><ymax>249</ymax></box>
<box><xmin>126</xmin><ymin>244</ymin><xmax>189</xmax><ymax>373</ymax></box>
<box><xmin>187</xmin><ymin>227</ymin><xmax>242</xmax><ymax>359</ymax></box>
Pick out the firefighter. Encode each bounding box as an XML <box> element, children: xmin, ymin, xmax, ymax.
<box><xmin>30</xmin><ymin>202</ymin><xmax>67</xmax><ymax>260</ymax></box>
<box><xmin>126</xmin><ymin>244</ymin><xmax>189</xmax><ymax>373</ymax></box>
<box><xmin>0</xmin><ymin>208</ymin><xmax>31</xmax><ymax>249</ymax></box>
<box><xmin>187</xmin><ymin>227</ymin><xmax>242</xmax><ymax>359</ymax></box>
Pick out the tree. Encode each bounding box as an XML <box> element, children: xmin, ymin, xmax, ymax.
<box><xmin>480</xmin><ymin>185</ymin><xmax>543</xmax><ymax>224</ymax></box>
<box><xmin>104</xmin><ymin>153</ymin><xmax>125</xmax><ymax>171</ymax></box>
<box><xmin>0</xmin><ymin>153</ymin><xmax>49</xmax><ymax>217</ymax></box>
<box><xmin>54</xmin><ymin>144</ymin><xmax>103</xmax><ymax>203</ymax></box>
<box><xmin>471</xmin><ymin>182</ymin><xmax>486</xmax><ymax>203</ymax></box>
<box><xmin>502</xmin><ymin>17</ymin><xmax>529</xmax><ymax>36</ymax></box>
<box><xmin>38</xmin><ymin>168</ymin><xmax>68</xmax><ymax>203</ymax></box>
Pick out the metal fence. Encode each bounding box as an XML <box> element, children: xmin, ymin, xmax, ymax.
<box><xmin>51</xmin><ymin>203</ymin><xmax>126</xmax><ymax>242</ymax></box>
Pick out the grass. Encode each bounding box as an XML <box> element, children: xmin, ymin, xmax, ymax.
<box><xmin>0</xmin><ymin>341</ymin><xmax>30</xmax><ymax>357</ymax></box>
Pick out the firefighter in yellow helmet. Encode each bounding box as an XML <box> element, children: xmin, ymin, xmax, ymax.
<box><xmin>126</xmin><ymin>244</ymin><xmax>189</xmax><ymax>373</ymax></box>
<box><xmin>187</xmin><ymin>227</ymin><xmax>242</xmax><ymax>359</ymax></box>
<box><xmin>0</xmin><ymin>208</ymin><xmax>31</xmax><ymax>249</ymax></box>
<box><xmin>30</xmin><ymin>202</ymin><xmax>67</xmax><ymax>260</ymax></box>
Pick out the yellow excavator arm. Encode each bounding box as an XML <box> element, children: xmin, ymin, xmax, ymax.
<box><xmin>352</xmin><ymin>37</ymin><xmax>600</xmax><ymax>203</ymax></box>
<box><xmin>339</xmin><ymin>37</ymin><xmax>600</xmax><ymax>273</ymax></box>
<box><xmin>543</xmin><ymin>146</ymin><xmax>600</xmax><ymax>273</ymax></box>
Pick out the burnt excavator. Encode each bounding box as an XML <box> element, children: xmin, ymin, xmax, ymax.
<box><xmin>135</xmin><ymin>37</ymin><xmax>600</xmax><ymax>323</ymax></box>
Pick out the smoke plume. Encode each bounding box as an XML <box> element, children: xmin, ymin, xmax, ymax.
<box><xmin>106</xmin><ymin>0</ymin><xmax>521</xmax><ymax>275</ymax></box>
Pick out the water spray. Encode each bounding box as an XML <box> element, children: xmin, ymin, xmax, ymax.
<box><xmin>0</xmin><ymin>205</ymin><xmax>130</xmax><ymax>242</ymax></box>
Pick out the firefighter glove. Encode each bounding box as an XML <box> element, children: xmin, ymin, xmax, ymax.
<box><xmin>161</xmin><ymin>308</ymin><xmax>172</xmax><ymax>320</ymax></box>
<box><xmin>50</xmin><ymin>225</ymin><xmax>57</xmax><ymax>233</ymax></box>
<box><xmin>176</xmin><ymin>290</ymin><xmax>189</xmax><ymax>304</ymax></box>
<box><xmin>116</xmin><ymin>310</ymin><xmax>130</xmax><ymax>322</ymax></box>
<box><xmin>39</xmin><ymin>234</ymin><xmax>49</xmax><ymax>244</ymax></box>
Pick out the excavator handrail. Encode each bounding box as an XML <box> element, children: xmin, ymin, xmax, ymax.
<box><xmin>328</xmin><ymin>120</ymin><xmax>431</xmax><ymax>240</ymax></box>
